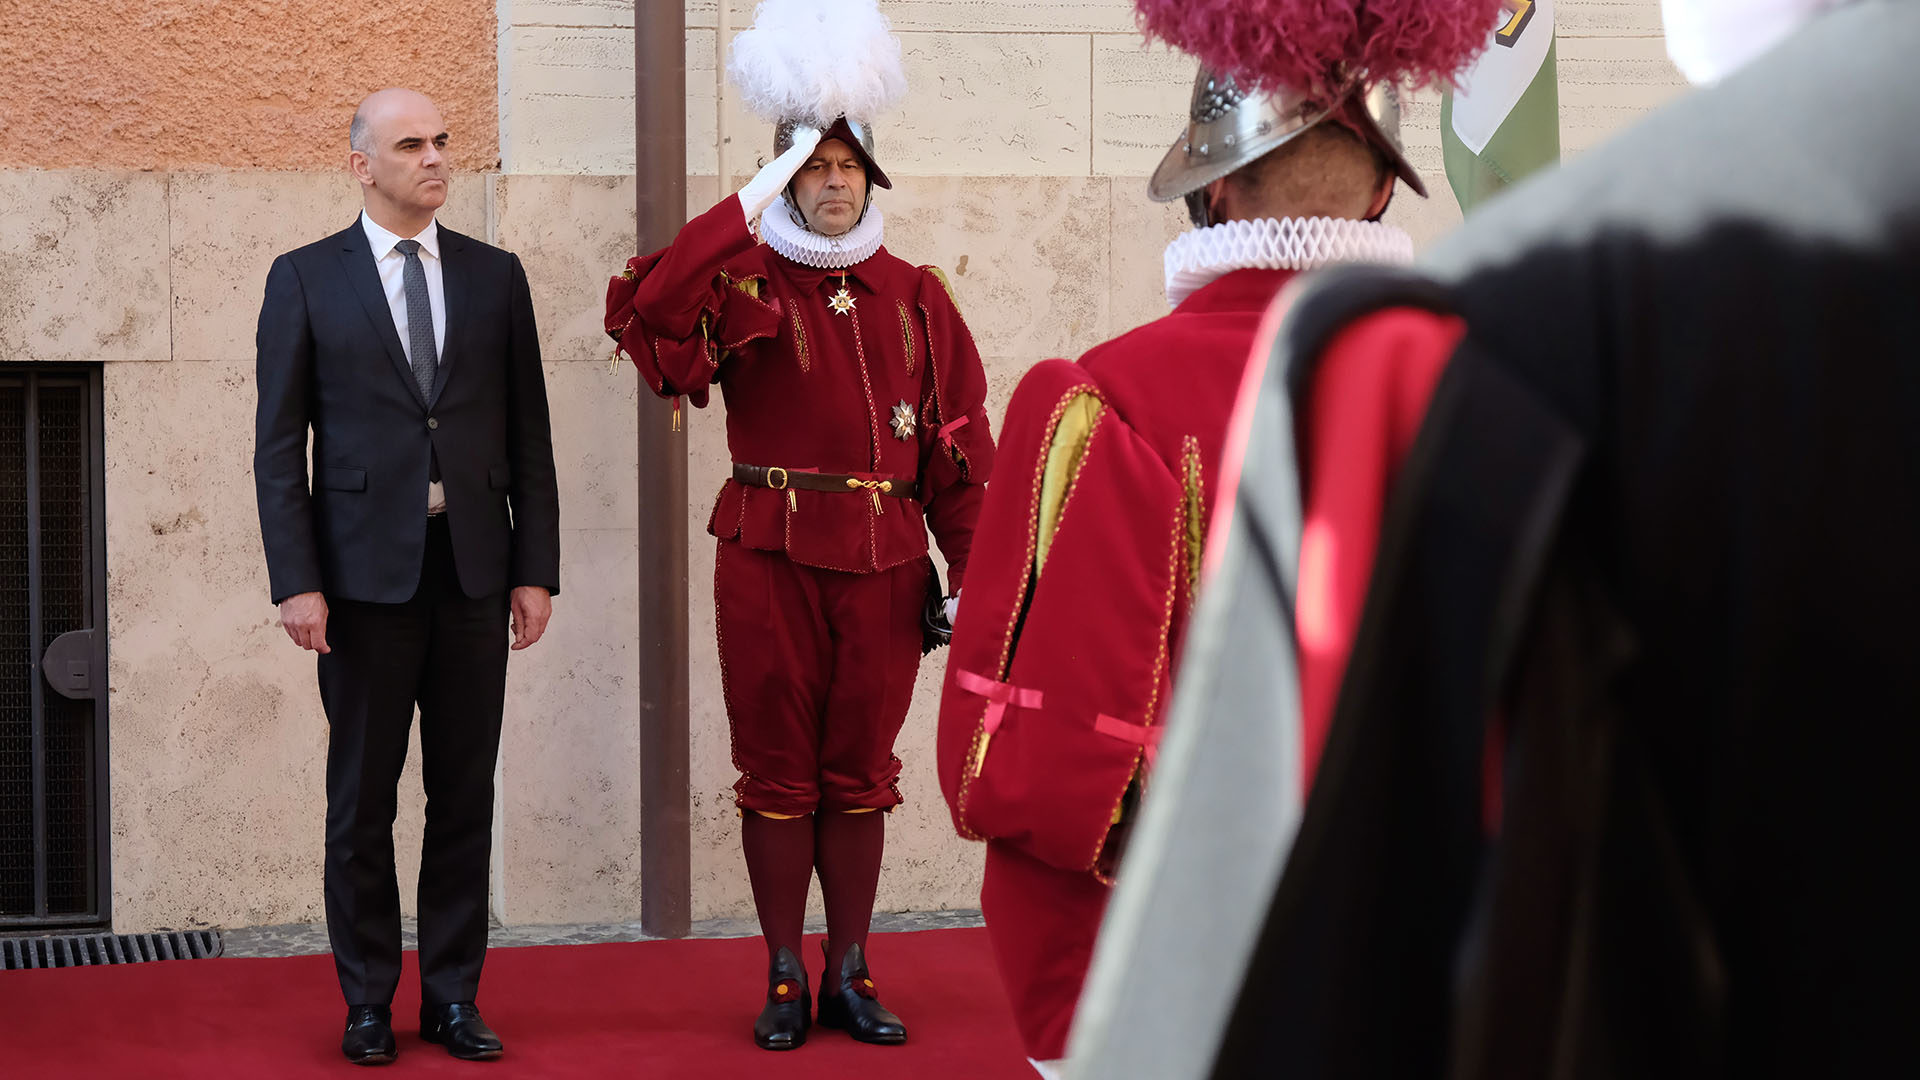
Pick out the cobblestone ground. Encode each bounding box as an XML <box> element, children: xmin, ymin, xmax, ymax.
<box><xmin>220</xmin><ymin>909</ymin><xmax>985</xmax><ymax>959</ymax></box>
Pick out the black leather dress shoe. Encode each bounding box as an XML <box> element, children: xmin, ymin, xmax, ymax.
<box><xmin>420</xmin><ymin>1002</ymin><xmax>504</xmax><ymax>1061</ymax></box>
<box><xmin>341</xmin><ymin>1004</ymin><xmax>397</xmax><ymax>1066</ymax></box>
<box><xmin>816</xmin><ymin>943</ymin><xmax>907</xmax><ymax>1045</ymax></box>
<box><xmin>754</xmin><ymin>946</ymin><xmax>811</xmax><ymax>1050</ymax></box>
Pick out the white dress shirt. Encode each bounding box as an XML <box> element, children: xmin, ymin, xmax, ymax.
<box><xmin>359</xmin><ymin>210</ymin><xmax>447</xmax><ymax>513</ymax></box>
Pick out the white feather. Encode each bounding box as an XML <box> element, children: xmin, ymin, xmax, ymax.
<box><xmin>726</xmin><ymin>0</ymin><xmax>908</xmax><ymax>125</ymax></box>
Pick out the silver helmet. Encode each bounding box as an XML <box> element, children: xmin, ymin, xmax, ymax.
<box><xmin>1149</xmin><ymin>66</ymin><xmax>1426</xmax><ymax>226</ymax></box>
<box><xmin>774</xmin><ymin>115</ymin><xmax>893</xmax><ymax>190</ymax></box>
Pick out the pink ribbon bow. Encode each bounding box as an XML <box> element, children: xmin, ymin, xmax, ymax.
<box><xmin>1095</xmin><ymin>713</ymin><xmax>1162</xmax><ymax>768</ymax></box>
<box><xmin>954</xmin><ymin>669</ymin><xmax>1043</xmax><ymax>735</ymax></box>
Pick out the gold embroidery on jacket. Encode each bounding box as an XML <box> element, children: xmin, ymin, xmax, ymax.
<box><xmin>1182</xmin><ymin>436</ymin><xmax>1204</xmax><ymax>597</ymax></box>
<box><xmin>897</xmin><ymin>299</ymin><xmax>917</xmax><ymax>376</ymax></box>
<box><xmin>790</xmin><ymin>309</ymin><xmax>809</xmax><ymax>373</ymax></box>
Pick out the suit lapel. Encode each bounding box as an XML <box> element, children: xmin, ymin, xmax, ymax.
<box><xmin>338</xmin><ymin>223</ymin><xmax>429</xmax><ymax>410</ymax></box>
<box><xmin>432</xmin><ymin>227</ymin><xmax>470</xmax><ymax>408</ymax></box>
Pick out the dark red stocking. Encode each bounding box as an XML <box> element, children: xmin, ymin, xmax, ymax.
<box><xmin>741</xmin><ymin>812</ymin><xmax>814</xmax><ymax>960</ymax></box>
<box><xmin>815</xmin><ymin>809</ymin><xmax>886</xmax><ymax>978</ymax></box>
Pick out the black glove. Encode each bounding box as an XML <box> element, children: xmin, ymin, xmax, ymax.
<box><xmin>922</xmin><ymin>566</ymin><xmax>953</xmax><ymax>655</ymax></box>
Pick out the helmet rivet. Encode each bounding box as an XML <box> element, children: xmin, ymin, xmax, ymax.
<box><xmin>1197</xmin><ymin>143</ymin><xmax>1208</xmax><ymax>156</ymax></box>
<box><xmin>1256</xmin><ymin>121</ymin><xmax>1271</xmax><ymax>135</ymax></box>
<box><xmin>1224</xmin><ymin>134</ymin><xmax>1237</xmax><ymax>147</ymax></box>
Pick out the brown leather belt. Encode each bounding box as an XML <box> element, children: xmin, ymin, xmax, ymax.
<box><xmin>733</xmin><ymin>463</ymin><xmax>918</xmax><ymax>501</ymax></box>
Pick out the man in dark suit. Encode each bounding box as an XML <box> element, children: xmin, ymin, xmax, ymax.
<box><xmin>253</xmin><ymin>87</ymin><xmax>559</xmax><ymax>1066</ymax></box>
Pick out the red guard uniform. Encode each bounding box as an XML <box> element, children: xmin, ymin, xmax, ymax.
<box><xmin>936</xmin><ymin>267</ymin><xmax>1296</xmax><ymax>1061</ymax></box>
<box><xmin>607</xmin><ymin>193</ymin><xmax>995</xmax><ymax>817</ymax></box>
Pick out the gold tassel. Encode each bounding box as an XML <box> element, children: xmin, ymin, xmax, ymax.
<box><xmin>670</xmin><ymin>396</ymin><xmax>683</xmax><ymax>432</ymax></box>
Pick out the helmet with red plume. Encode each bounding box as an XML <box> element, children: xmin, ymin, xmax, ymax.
<box><xmin>1136</xmin><ymin>0</ymin><xmax>1504</xmax><ymax>223</ymax></box>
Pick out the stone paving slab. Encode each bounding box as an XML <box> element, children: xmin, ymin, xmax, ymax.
<box><xmin>219</xmin><ymin>909</ymin><xmax>985</xmax><ymax>959</ymax></box>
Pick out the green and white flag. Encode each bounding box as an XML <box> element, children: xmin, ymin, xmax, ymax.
<box><xmin>1440</xmin><ymin>0</ymin><xmax>1560</xmax><ymax>213</ymax></box>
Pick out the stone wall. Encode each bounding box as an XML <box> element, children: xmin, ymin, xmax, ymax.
<box><xmin>0</xmin><ymin>0</ymin><xmax>1687</xmax><ymax>933</ymax></box>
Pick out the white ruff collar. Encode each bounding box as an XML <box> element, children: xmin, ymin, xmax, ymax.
<box><xmin>760</xmin><ymin>194</ymin><xmax>886</xmax><ymax>269</ymax></box>
<box><xmin>1163</xmin><ymin>217</ymin><xmax>1414</xmax><ymax>307</ymax></box>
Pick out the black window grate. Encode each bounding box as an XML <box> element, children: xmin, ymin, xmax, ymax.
<box><xmin>0</xmin><ymin>930</ymin><xmax>223</xmax><ymax>970</ymax></box>
<box><xmin>0</xmin><ymin>367</ymin><xmax>109</xmax><ymax>930</ymax></box>
<box><xmin>36</xmin><ymin>385</ymin><xmax>91</xmax><ymax>915</ymax></box>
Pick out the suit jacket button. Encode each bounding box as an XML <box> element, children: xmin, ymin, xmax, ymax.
<box><xmin>427</xmin><ymin>417</ymin><xmax>439</xmax><ymax>430</ymax></box>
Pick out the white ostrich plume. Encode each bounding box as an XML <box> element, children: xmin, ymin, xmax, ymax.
<box><xmin>726</xmin><ymin>0</ymin><xmax>908</xmax><ymax>126</ymax></box>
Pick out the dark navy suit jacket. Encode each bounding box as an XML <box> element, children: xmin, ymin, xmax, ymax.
<box><xmin>254</xmin><ymin>221</ymin><xmax>560</xmax><ymax>604</ymax></box>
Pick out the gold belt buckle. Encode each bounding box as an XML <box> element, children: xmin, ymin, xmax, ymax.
<box><xmin>765</xmin><ymin>466</ymin><xmax>789</xmax><ymax>490</ymax></box>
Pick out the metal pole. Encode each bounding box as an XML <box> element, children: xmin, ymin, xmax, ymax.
<box><xmin>635</xmin><ymin>0</ymin><xmax>691</xmax><ymax>939</ymax></box>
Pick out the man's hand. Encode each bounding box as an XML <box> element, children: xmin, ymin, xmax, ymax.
<box><xmin>737</xmin><ymin>123</ymin><xmax>824</xmax><ymax>223</ymax></box>
<box><xmin>510</xmin><ymin>586</ymin><xmax>553</xmax><ymax>651</ymax></box>
<box><xmin>279</xmin><ymin>592</ymin><xmax>330</xmax><ymax>654</ymax></box>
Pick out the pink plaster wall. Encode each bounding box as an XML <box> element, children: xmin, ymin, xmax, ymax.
<box><xmin>0</xmin><ymin>0</ymin><xmax>499</xmax><ymax>170</ymax></box>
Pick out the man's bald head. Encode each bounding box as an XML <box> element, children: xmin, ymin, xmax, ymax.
<box><xmin>349</xmin><ymin>88</ymin><xmax>442</xmax><ymax>156</ymax></box>
<box><xmin>347</xmin><ymin>88</ymin><xmax>450</xmax><ymax>231</ymax></box>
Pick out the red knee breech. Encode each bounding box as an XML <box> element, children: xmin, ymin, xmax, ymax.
<box><xmin>715</xmin><ymin>540</ymin><xmax>928</xmax><ymax>816</ymax></box>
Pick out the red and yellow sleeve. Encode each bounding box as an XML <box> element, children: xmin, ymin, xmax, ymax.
<box><xmin>603</xmin><ymin>194</ymin><xmax>783</xmax><ymax>408</ymax></box>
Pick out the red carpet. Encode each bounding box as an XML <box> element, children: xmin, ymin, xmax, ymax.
<box><xmin>0</xmin><ymin>928</ymin><xmax>1034</xmax><ymax>1078</ymax></box>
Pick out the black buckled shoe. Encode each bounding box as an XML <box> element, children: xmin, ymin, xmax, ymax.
<box><xmin>341</xmin><ymin>1004</ymin><xmax>397</xmax><ymax>1066</ymax></box>
<box><xmin>754</xmin><ymin>946</ymin><xmax>812</xmax><ymax>1050</ymax></box>
<box><xmin>816</xmin><ymin>942</ymin><xmax>907</xmax><ymax>1045</ymax></box>
<box><xmin>419</xmin><ymin>1001</ymin><xmax>504</xmax><ymax>1061</ymax></box>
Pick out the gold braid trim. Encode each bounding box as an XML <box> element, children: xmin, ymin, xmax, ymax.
<box><xmin>1088</xmin><ymin>501</ymin><xmax>1185</xmax><ymax>877</ymax></box>
<box><xmin>790</xmin><ymin>309</ymin><xmax>809</xmax><ymax>373</ymax></box>
<box><xmin>1182</xmin><ymin>435</ymin><xmax>1205</xmax><ymax>597</ymax></box>
<box><xmin>897</xmin><ymin>299</ymin><xmax>917</xmax><ymax>376</ymax></box>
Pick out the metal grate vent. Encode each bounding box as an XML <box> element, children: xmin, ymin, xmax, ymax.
<box><xmin>0</xmin><ymin>367</ymin><xmax>109</xmax><ymax>930</ymax></box>
<box><xmin>0</xmin><ymin>930</ymin><xmax>221</xmax><ymax>970</ymax></box>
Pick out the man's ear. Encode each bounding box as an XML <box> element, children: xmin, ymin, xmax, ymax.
<box><xmin>349</xmin><ymin>150</ymin><xmax>374</xmax><ymax>186</ymax></box>
<box><xmin>1364</xmin><ymin>170</ymin><xmax>1395</xmax><ymax>221</ymax></box>
<box><xmin>1203</xmin><ymin>177</ymin><xmax>1231</xmax><ymax>223</ymax></box>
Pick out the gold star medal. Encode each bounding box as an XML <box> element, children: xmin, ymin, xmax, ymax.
<box><xmin>889</xmin><ymin>400</ymin><xmax>916</xmax><ymax>440</ymax></box>
<box><xmin>828</xmin><ymin>274</ymin><xmax>857</xmax><ymax>316</ymax></box>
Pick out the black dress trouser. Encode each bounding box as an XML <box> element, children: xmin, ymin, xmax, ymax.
<box><xmin>319</xmin><ymin>516</ymin><xmax>509</xmax><ymax>1006</ymax></box>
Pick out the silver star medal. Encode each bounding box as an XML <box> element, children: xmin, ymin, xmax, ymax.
<box><xmin>889</xmin><ymin>400</ymin><xmax>916</xmax><ymax>441</ymax></box>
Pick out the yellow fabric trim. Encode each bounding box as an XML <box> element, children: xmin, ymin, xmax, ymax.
<box><xmin>1182</xmin><ymin>436</ymin><xmax>1205</xmax><ymax>596</ymax></box>
<box><xmin>1035</xmin><ymin>393</ymin><xmax>1103</xmax><ymax>572</ymax></box>
<box><xmin>923</xmin><ymin>265</ymin><xmax>962</xmax><ymax>315</ymax></box>
<box><xmin>749</xmin><ymin>809</ymin><xmax>807</xmax><ymax>820</ymax></box>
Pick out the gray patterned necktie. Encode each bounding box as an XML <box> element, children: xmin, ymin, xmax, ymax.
<box><xmin>394</xmin><ymin>239</ymin><xmax>437</xmax><ymax>399</ymax></box>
